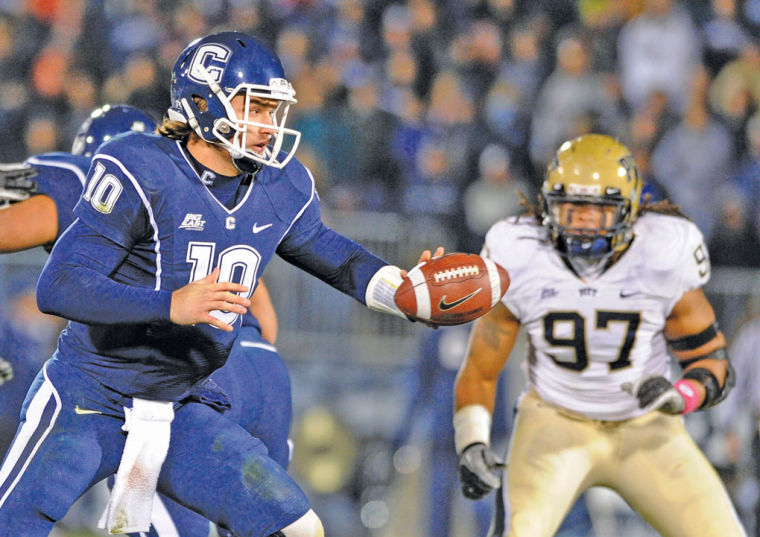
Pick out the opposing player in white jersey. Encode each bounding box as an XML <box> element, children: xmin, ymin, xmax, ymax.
<box><xmin>453</xmin><ymin>134</ymin><xmax>745</xmax><ymax>537</ymax></box>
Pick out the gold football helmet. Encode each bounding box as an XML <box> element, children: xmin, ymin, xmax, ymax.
<box><xmin>541</xmin><ymin>134</ymin><xmax>641</xmax><ymax>259</ymax></box>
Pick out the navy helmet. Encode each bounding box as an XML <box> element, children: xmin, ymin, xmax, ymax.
<box><xmin>167</xmin><ymin>31</ymin><xmax>300</xmax><ymax>169</ymax></box>
<box><xmin>72</xmin><ymin>104</ymin><xmax>157</xmax><ymax>158</ymax></box>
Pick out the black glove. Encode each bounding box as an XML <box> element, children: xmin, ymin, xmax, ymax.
<box><xmin>0</xmin><ymin>162</ymin><xmax>38</xmax><ymax>206</ymax></box>
<box><xmin>458</xmin><ymin>442</ymin><xmax>505</xmax><ymax>500</ymax></box>
<box><xmin>622</xmin><ymin>375</ymin><xmax>685</xmax><ymax>414</ymax></box>
<box><xmin>0</xmin><ymin>356</ymin><xmax>13</xmax><ymax>386</ymax></box>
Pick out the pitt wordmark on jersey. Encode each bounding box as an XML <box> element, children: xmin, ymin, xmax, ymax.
<box><xmin>484</xmin><ymin>211</ymin><xmax>710</xmax><ymax>421</ymax></box>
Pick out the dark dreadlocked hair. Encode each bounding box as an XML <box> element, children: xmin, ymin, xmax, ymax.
<box><xmin>516</xmin><ymin>190</ymin><xmax>691</xmax><ymax>224</ymax></box>
<box><xmin>637</xmin><ymin>196</ymin><xmax>690</xmax><ymax>219</ymax></box>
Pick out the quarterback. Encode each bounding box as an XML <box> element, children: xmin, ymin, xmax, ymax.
<box><xmin>0</xmin><ymin>32</ymin><xmax>432</xmax><ymax>537</ymax></box>
<box><xmin>0</xmin><ymin>104</ymin><xmax>290</xmax><ymax>537</ymax></box>
<box><xmin>453</xmin><ymin>134</ymin><xmax>746</xmax><ymax>536</ymax></box>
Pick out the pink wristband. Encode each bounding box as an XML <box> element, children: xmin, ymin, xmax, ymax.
<box><xmin>673</xmin><ymin>379</ymin><xmax>701</xmax><ymax>414</ymax></box>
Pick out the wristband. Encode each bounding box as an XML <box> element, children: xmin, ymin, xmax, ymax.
<box><xmin>673</xmin><ymin>379</ymin><xmax>701</xmax><ymax>414</ymax></box>
<box><xmin>453</xmin><ymin>404</ymin><xmax>491</xmax><ymax>454</ymax></box>
<box><xmin>364</xmin><ymin>265</ymin><xmax>405</xmax><ymax>318</ymax></box>
<box><xmin>683</xmin><ymin>367</ymin><xmax>721</xmax><ymax>408</ymax></box>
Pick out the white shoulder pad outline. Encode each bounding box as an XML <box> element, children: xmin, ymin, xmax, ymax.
<box><xmin>483</xmin><ymin>216</ymin><xmax>545</xmax><ymax>275</ymax></box>
<box><xmin>634</xmin><ymin>213</ymin><xmax>710</xmax><ymax>289</ymax></box>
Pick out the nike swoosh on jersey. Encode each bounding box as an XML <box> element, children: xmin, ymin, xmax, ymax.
<box><xmin>252</xmin><ymin>222</ymin><xmax>273</xmax><ymax>233</ymax></box>
<box><xmin>439</xmin><ymin>288</ymin><xmax>482</xmax><ymax>311</ymax></box>
<box><xmin>74</xmin><ymin>405</ymin><xmax>103</xmax><ymax>415</ymax></box>
<box><xmin>619</xmin><ymin>290</ymin><xmax>642</xmax><ymax>298</ymax></box>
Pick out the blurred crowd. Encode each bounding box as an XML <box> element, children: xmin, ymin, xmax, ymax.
<box><xmin>4</xmin><ymin>0</ymin><xmax>760</xmax><ymax>258</ymax></box>
<box><xmin>5</xmin><ymin>1</ymin><xmax>760</xmax><ymax>535</ymax></box>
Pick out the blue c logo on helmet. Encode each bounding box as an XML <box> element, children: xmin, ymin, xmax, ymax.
<box><xmin>188</xmin><ymin>44</ymin><xmax>231</xmax><ymax>85</ymax></box>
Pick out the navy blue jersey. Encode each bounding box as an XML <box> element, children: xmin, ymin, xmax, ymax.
<box><xmin>24</xmin><ymin>152</ymin><xmax>90</xmax><ymax>250</ymax></box>
<box><xmin>46</xmin><ymin>132</ymin><xmax>385</xmax><ymax>400</ymax></box>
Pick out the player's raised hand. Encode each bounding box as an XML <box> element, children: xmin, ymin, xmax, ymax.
<box><xmin>622</xmin><ymin>375</ymin><xmax>701</xmax><ymax>414</ymax></box>
<box><xmin>458</xmin><ymin>442</ymin><xmax>505</xmax><ymax>500</ymax></box>
<box><xmin>170</xmin><ymin>267</ymin><xmax>250</xmax><ymax>332</ymax></box>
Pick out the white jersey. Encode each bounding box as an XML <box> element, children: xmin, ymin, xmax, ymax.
<box><xmin>483</xmin><ymin>212</ymin><xmax>710</xmax><ymax>421</ymax></box>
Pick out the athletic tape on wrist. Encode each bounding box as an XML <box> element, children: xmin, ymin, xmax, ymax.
<box><xmin>364</xmin><ymin>265</ymin><xmax>405</xmax><ymax>318</ymax></box>
<box><xmin>673</xmin><ymin>380</ymin><xmax>701</xmax><ymax>414</ymax></box>
<box><xmin>453</xmin><ymin>404</ymin><xmax>491</xmax><ymax>454</ymax></box>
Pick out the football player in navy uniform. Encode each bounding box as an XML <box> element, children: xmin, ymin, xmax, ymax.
<box><xmin>452</xmin><ymin>134</ymin><xmax>745</xmax><ymax>536</ymax></box>
<box><xmin>0</xmin><ymin>103</ymin><xmax>292</xmax><ymax>537</ymax></box>
<box><xmin>0</xmin><ymin>102</ymin><xmax>312</xmax><ymax>536</ymax></box>
<box><xmin>0</xmin><ymin>32</ymin><xmax>436</xmax><ymax>537</ymax></box>
<box><xmin>0</xmin><ymin>105</ymin><xmax>158</xmax><ymax>423</ymax></box>
<box><xmin>0</xmin><ymin>104</ymin><xmax>294</xmax><ymax>537</ymax></box>
<box><xmin>74</xmin><ymin>108</ymin><xmax>294</xmax><ymax>537</ymax></box>
<box><xmin>0</xmin><ymin>105</ymin><xmax>156</xmax><ymax>255</ymax></box>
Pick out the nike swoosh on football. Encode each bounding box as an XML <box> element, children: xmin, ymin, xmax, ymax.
<box><xmin>439</xmin><ymin>288</ymin><xmax>482</xmax><ymax>311</ymax></box>
<box><xmin>74</xmin><ymin>405</ymin><xmax>103</xmax><ymax>415</ymax></box>
<box><xmin>252</xmin><ymin>223</ymin><xmax>273</xmax><ymax>233</ymax></box>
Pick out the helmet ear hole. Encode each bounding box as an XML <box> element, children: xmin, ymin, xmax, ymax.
<box><xmin>191</xmin><ymin>96</ymin><xmax>208</xmax><ymax>112</ymax></box>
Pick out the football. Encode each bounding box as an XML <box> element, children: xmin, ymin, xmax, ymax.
<box><xmin>394</xmin><ymin>253</ymin><xmax>510</xmax><ymax>326</ymax></box>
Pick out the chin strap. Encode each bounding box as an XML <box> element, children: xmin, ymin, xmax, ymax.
<box><xmin>566</xmin><ymin>236</ymin><xmax>609</xmax><ymax>257</ymax></box>
<box><xmin>180</xmin><ymin>98</ymin><xmax>202</xmax><ymax>134</ymax></box>
<box><xmin>233</xmin><ymin>157</ymin><xmax>261</xmax><ymax>175</ymax></box>
<box><xmin>169</xmin><ymin>101</ymin><xmax>251</xmax><ymax>165</ymax></box>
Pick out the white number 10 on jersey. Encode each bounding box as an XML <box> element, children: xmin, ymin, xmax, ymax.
<box><xmin>84</xmin><ymin>161</ymin><xmax>124</xmax><ymax>214</ymax></box>
<box><xmin>186</xmin><ymin>241</ymin><xmax>261</xmax><ymax>325</ymax></box>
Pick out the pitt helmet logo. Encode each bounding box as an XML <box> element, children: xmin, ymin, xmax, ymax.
<box><xmin>188</xmin><ymin>44</ymin><xmax>231</xmax><ymax>85</ymax></box>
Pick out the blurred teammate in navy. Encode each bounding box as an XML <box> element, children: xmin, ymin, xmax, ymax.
<box><xmin>0</xmin><ymin>32</ymin><xmax>435</xmax><ymax>537</ymax></box>
<box><xmin>0</xmin><ymin>104</ymin><xmax>155</xmax><ymax>254</ymax></box>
